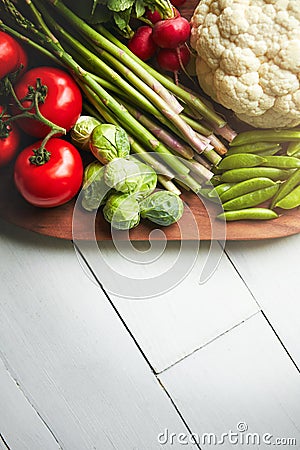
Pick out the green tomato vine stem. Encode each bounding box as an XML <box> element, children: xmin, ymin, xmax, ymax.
<box><xmin>3</xmin><ymin>77</ymin><xmax>66</xmax><ymax>142</ymax></box>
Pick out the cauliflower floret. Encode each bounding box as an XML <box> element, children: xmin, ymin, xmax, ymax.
<box><xmin>190</xmin><ymin>0</ymin><xmax>300</xmax><ymax>128</ymax></box>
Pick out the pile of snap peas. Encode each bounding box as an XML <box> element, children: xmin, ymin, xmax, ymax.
<box><xmin>201</xmin><ymin>128</ymin><xmax>300</xmax><ymax>221</ymax></box>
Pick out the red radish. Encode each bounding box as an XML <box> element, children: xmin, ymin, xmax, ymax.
<box><xmin>172</xmin><ymin>7</ymin><xmax>181</xmax><ymax>18</ymax></box>
<box><xmin>145</xmin><ymin>9</ymin><xmax>162</xmax><ymax>24</ymax></box>
<box><xmin>146</xmin><ymin>7</ymin><xmax>180</xmax><ymax>23</ymax></box>
<box><xmin>152</xmin><ymin>16</ymin><xmax>191</xmax><ymax>49</ymax></box>
<box><xmin>127</xmin><ymin>26</ymin><xmax>157</xmax><ymax>61</ymax></box>
<box><xmin>157</xmin><ymin>45</ymin><xmax>190</xmax><ymax>72</ymax></box>
<box><xmin>171</xmin><ymin>0</ymin><xmax>187</xmax><ymax>6</ymax></box>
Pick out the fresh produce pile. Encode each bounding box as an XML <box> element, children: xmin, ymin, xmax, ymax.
<box><xmin>0</xmin><ymin>0</ymin><xmax>300</xmax><ymax>231</ymax></box>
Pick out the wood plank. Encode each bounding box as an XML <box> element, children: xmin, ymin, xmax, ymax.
<box><xmin>159</xmin><ymin>313</ymin><xmax>300</xmax><ymax>449</ymax></box>
<box><xmin>78</xmin><ymin>239</ymin><xmax>259</xmax><ymax>372</ymax></box>
<box><xmin>0</xmin><ymin>358</ymin><xmax>60</xmax><ymax>450</ymax></box>
<box><xmin>0</xmin><ymin>219</ymin><xmax>196</xmax><ymax>450</ymax></box>
<box><xmin>226</xmin><ymin>234</ymin><xmax>300</xmax><ymax>368</ymax></box>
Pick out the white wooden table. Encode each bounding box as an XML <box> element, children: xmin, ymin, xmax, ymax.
<box><xmin>0</xmin><ymin>217</ymin><xmax>300</xmax><ymax>449</ymax></box>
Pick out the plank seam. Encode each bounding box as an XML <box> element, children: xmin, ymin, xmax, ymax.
<box><xmin>222</xmin><ymin>244</ymin><xmax>300</xmax><ymax>373</ymax></box>
<box><xmin>156</xmin><ymin>378</ymin><xmax>202</xmax><ymax>450</ymax></box>
<box><xmin>261</xmin><ymin>311</ymin><xmax>300</xmax><ymax>374</ymax></box>
<box><xmin>0</xmin><ymin>353</ymin><xmax>62</xmax><ymax>450</ymax></box>
<box><xmin>0</xmin><ymin>434</ymin><xmax>11</xmax><ymax>450</ymax></box>
<box><xmin>156</xmin><ymin>311</ymin><xmax>260</xmax><ymax>375</ymax></box>
<box><xmin>73</xmin><ymin>242</ymin><xmax>158</xmax><ymax>373</ymax></box>
<box><xmin>221</xmin><ymin>244</ymin><xmax>261</xmax><ymax>308</ymax></box>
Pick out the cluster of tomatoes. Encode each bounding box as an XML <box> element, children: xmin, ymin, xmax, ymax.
<box><xmin>127</xmin><ymin>0</ymin><xmax>190</xmax><ymax>76</ymax></box>
<box><xmin>0</xmin><ymin>31</ymin><xmax>84</xmax><ymax>208</ymax></box>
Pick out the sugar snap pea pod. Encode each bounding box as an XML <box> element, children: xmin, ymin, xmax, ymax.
<box><xmin>217</xmin><ymin>153</ymin><xmax>266</xmax><ymax>171</ymax></box>
<box><xmin>220</xmin><ymin>177</ymin><xmax>276</xmax><ymax>203</ymax></box>
<box><xmin>261</xmin><ymin>156</ymin><xmax>300</xmax><ymax>169</ymax></box>
<box><xmin>222</xmin><ymin>184</ymin><xmax>279</xmax><ymax>211</ymax></box>
<box><xmin>271</xmin><ymin>168</ymin><xmax>300</xmax><ymax>208</ymax></box>
<box><xmin>220</xmin><ymin>167</ymin><xmax>293</xmax><ymax>183</ymax></box>
<box><xmin>287</xmin><ymin>141</ymin><xmax>300</xmax><ymax>156</ymax></box>
<box><xmin>217</xmin><ymin>208</ymin><xmax>279</xmax><ymax>221</ymax></box>
<box><xmin>200</xmin><ymin>188</ymin><xmax>223</xmax><ymax>204</ymax></box>
<box><xmin>199</xmin><ymin>188</ymin><xmax>216</xmax><ymax>201</ymax></box>
<box><xmin>199</xmin><ymin>184</ymin><xmax>233</xmax><ymax>203</ymax></box>
<box><xmin>226</xmin><ymin>142</ymin><xmax>281</xmax><ymax>156</ymax></box>
<box><xmin>199</xmin><ymin>187</ymin><xmax>224</xmax><ymax>204</ymax></box>
<box><xmin>200</xmin><ymin>188</ymin><xmax>212</xmax><ymax>196</ymax></box>
<box><xmin>230</xmin><ymin>129</ymin><xmax>300</xmax><ymax>147</ymax></box>
<box><xmin>201</xmin><ymin>182</ymin><xmax>233</xmax><ymax>203</ymax></box>
<box><xmin>209</xmin><ymin>183</ymin><xmax>235</xmax><ymax>198</ymax></box>
<box><xmin>275</xmin><ymin>185</ymin><xmax>300</xmax><ymax>209</ymax></box>
<box><xmin>254</xmin><ymin>146</ymin><xmax>282</xmax><ymax>156</ymax></box>
<box><xmin>209</xmin><ymin>176</ymin><xmax>222</xmax><ymax>186</ymax></box>
<box><xmin>290</xmin><ymin>150</ymin><xmax>300</xmax><ymax>159</ymax></box>
<box><xmin>212</xmin><ymin>167</ymin><xmax>223</xmax><ymax>175</ymax></box>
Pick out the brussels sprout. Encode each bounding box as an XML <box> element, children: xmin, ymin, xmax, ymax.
<box><xmin>140</xmin><ymin>191</ymin><xmax>184</xmax><ymax>226</ymax></box>
<box><xmin>81</xmin><ymin>161</ymin><xmax>112</xmax><ymax>211</ymax></box>
<box><xmin>104</xmin><ymin>157</ymin><xmax>154</xmax><ymax>196</ymax></box>
<box><xmin>127</xmin><ymin>156</ymin><xmax>157</xmax><ymax>200</ymax></box>
<box><xmin>90</xmin><ymin>123</ymin><xmax>130</xmax><ymax>164</ymax></box>
<box><xmin>103</xmin><ymin>193</ymin><xmax>140</xmax><ymax>230</ymax></box>
<box><xmin>71</xmin><ymin>115</ymin><xmax>101</xmax><ymax>151</ymax></box>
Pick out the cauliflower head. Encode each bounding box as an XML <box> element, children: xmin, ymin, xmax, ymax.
<box><xmin>190</xmin><ymin>0</ymin><xmax>300</xmax><ymax>128</ymax></box>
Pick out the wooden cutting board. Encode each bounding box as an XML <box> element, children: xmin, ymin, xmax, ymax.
<box><xmin>1</xmin><ymin>164</ymin><xmax>300</xmax><ymax>241</ymax></box>
<box><xmin>1</xmin><ymin>0</ymin><xmax>300</xmax><ymax>241</ymax></box>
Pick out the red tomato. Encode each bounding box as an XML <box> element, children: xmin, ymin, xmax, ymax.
<box><xmin>14</xmin><ymin>138</ymin><xmax>83</xmax><ymax>207</ymax></box>
<box><xmin>12</xmin><ymin>67</ymin><xmax>82</xmax><ymax>138</ymax></box>
<box><xmin>0</xmin><ymin>31</ymin><xmax>21</xmax><ymax>79</ymax></box>
<box><xmin>0</xmin><ymin>106</ymin><xmax>21</xmax><ymax>168</ymax></box>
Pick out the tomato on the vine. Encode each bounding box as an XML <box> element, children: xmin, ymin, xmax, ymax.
<box><xmin>0</xmin><ymin>106</ymin><xmax>21</xmax><ymax>168</ymax></box>
<box><xmin>0</xmin><ymin>31</ymin><xmax>27</xmax><ymax>79</ymax></box>
<box><xmin>14</xmin><ymin>138</ymin><xmax>83</xmax><ymax>208</ymax></box>
<box><xmin>12</xmin><ymin>66</ymin><xmax>82</xmax><ymax>138</ymax></box>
